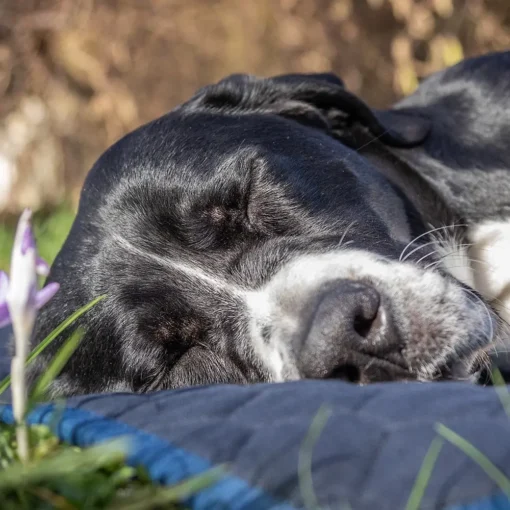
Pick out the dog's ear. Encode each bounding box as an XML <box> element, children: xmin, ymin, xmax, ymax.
<box><xmin>388</xmin><ymin>51</ymin><xmax>510</xmax><ymax>172</ymax></box>
<box><xmin>183</xmin><ymin>73</ymin><xmax>431</xmax><ymax>148</ymax></box>
<box><xmin>377</xmin><ymin>51</ymin><xmax>510</xmax><ymax>223</ymax></box>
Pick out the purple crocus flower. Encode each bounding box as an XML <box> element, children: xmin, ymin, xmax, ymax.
<box><xmin>0</xmin><ymin>271</ymin><xmax>9</xmax><ymax>329</ymax></box>
<box><xmin>0</xmin><ymin>209</ymin><xmax>60</xmax><ymax>329</ymax></box>
<box><xmin>2</xmin><ymin>209</ymin><xmax>60</xmax><ymax>462</ymax></box>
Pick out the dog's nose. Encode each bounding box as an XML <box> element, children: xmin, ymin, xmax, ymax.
<box><xmin>314</xmin><ymin>280</ymin><xmax>382</xmax><ymax>342</ymax></box>
<box><xmin>299</xmin><ymin>280</ymin><xmax>408</xmax><ymax>381</ymax></box>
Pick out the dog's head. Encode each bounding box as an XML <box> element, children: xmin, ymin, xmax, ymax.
<box><xmin>32</xmin><ymin>58</ymin><xmax>505</xmax><ymax>395</ymax></box>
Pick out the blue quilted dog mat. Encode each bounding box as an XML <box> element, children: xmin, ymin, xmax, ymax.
<box><xmin>2</xmin><ymin>381</ymin><xmax>510</xmax><ymax>510</ymax></box>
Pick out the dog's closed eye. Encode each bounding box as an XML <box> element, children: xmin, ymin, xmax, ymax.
<box><xmin>186</xmin><ymin>186</ymin><xmax>254</xmax><ymax>250</ymax></box>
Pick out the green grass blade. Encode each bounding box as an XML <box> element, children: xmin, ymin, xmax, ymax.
<box><xmin>436</xmin><ymin>423</ymin><xmax>510</xmax><ymax>499</ymax></box>
<box><xmin>26</xmin><ymin>294</ymin><xmax>105</xmax><ymax>366</ymax></box>
<box><xmin>112</xmin><ymin>466</ymin><xmax>226</xmax><ymax>510</ymax></box>
<box><xmin>0</xmin><ymin>439</ymin><xmax>128</xmax><ymax>490</ymax></box>
<box><xmin>405</xmin><ymin>437</ymin><xmax>444</xmax><ymax>510</ymax></box>
<box><xmin>0</xmin><ymin>295</ymin><xmax>105</xmax><ymax>395</ymax></box>
<box><xmin>491</xmin><ymin>367</ymin><xmax>510</xmax><ymax>421</ymax></box>
<box><xmin>298</xmin><ymin>404</ymin><xmax>332</xmax><ymax>510</ymax></box>
<box><xmin>29</xmin><ymin>328</ymin><xmax>84</xmax><ymax>403</ymax></box>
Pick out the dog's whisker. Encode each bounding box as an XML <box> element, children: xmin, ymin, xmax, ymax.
<box><xmin>478</xmin><ymin>351</ymin><xmax>493</xmax><ymax>374</ymax></box>
<box><xmin>425</xmin><ymin>259</ymin><xmax>510</xmax><ymax>332</ymax></box>
<box><xmin>399</xmin><ymin>223</ymin><xmax>467</xmax><ymax>262</ymax></box>
<box><xmin>339</xmin><ymin>130</ymin><xmax>390</xmax><ymax>166</ymax></box>
<box><xmin>425</xmin><ymin>255</ymin><xmax>491</xmax><ymax>271</ymax></box>
<box><xmin>416</xmin><ymin>250</ymin><xmax>439</xmax><ymax>265</ymax></box>
<box><xmin>461</xmin><ymin>287</ymin><xmax>495</xmax><ymax>347</ymax></box>
<box><xmin>413</xmin><ymin>242</ymin><xmax>473</xmax><ymax>267</ymax></box>
<box><xmin>487</xmin><ymin>347</ymin><xmax>510</xmax><ymax>354</ymax></box>
<box><xmin>489</xmin><ymin>296</ymin><xmax>510</xmax><ymax>317</ymax></box>
<box><xmin>401</xmin><ymin>240</ymin><xmax>438</xmax><ymax>263</ymax></box>
<box><xmin>337</xmin><ymin>220</ymin><xmax>357</xmax><ymax>248</ymax></box>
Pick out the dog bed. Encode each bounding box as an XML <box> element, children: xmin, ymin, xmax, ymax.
<box><xmin>1</xmin><ymin>327</ymin><xmax>510</xmax><ymax>509</ymax></box>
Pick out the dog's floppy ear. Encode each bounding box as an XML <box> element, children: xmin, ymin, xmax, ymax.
<box><xmin>378</xmin><ymin>51</ymin><xmax>510</xmax><ymax>222</ymax></box>
<box><xmin>183</xmin><ymin>73</ymin><xmax>431</xmax><ymax>148</ymax></box>
<box><xmin>388</xmin><ymin>51</ymin><xmax>510</xmax><ymax>172</ymax></box>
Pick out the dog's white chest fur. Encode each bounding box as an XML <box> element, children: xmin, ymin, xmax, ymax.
<box><xmin>468</xmin><ymin>220</ymin><xmax>510</xmax><ymax>324</ymax></box>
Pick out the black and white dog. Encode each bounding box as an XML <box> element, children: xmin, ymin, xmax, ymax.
<box><xmin>29</xmin><ymin>51</ymin><xmax>510</xmax><ymax>396</ymax></box>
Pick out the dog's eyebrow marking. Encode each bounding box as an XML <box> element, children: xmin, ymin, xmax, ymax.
<box><xmin>110</xmin><ymin>233</ymin><xmax>246</xmax><ymax>296</ymax></box>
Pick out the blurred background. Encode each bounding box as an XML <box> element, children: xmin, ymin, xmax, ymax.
<box><xmin>0</xmin><ymin>0</ymin><xmax>509</xmax><ymax>270</ymax></box>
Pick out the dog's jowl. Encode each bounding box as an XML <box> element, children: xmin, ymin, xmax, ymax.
<box><xmin>28</xmin><ymin>52</ymin><xmax>510</xmax><ymax>396</ymax></box>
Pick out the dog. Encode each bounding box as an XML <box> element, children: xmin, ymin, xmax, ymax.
<box><xmin>28</xmin><ymin>51</ymin><xmax>510</xmax><ymax>397</ymax></box>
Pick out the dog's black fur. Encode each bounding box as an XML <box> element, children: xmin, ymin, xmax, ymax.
<box><xmin>28</xmin><ymin>52</ymin><xmax>510</xmax><ymax>396</ymax></box>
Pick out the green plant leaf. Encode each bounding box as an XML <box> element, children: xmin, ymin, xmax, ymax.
<box><xmin>405</xmin><ymin>436</ymin><xmax>444</xmax><ymax>510</ymax></box>
<box><xmin>112</xmin><ymin>465</ymin><xmax>225</xmax><ymax>510</ymax></box>
<box><xmin>0</xmin><ymin>295</ymin><xmax>105</xmax><ymax>395</ymax></box>
<box><xmin>298</xmin><ymin>404</ymin><xmax>332</xmax><ymax>510</ymax></box>
<box><xmin>0</xmin><ymin>438</ymin><xmax>128</xmax><ymax>491</ymax></box>
<box><xmin>436</xmin><ymin>423</ymin><xmax>510</xmax><ymax>499</ymax></box>
<box><xmin>491</xmin><ymin>367</ymin><xmax>510</xmax><ymax>421</ymax></box>
<box><xmin>29</xmin><ymin>328</ymin><xmax>84</xmax><ymax>403</ymax></box>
